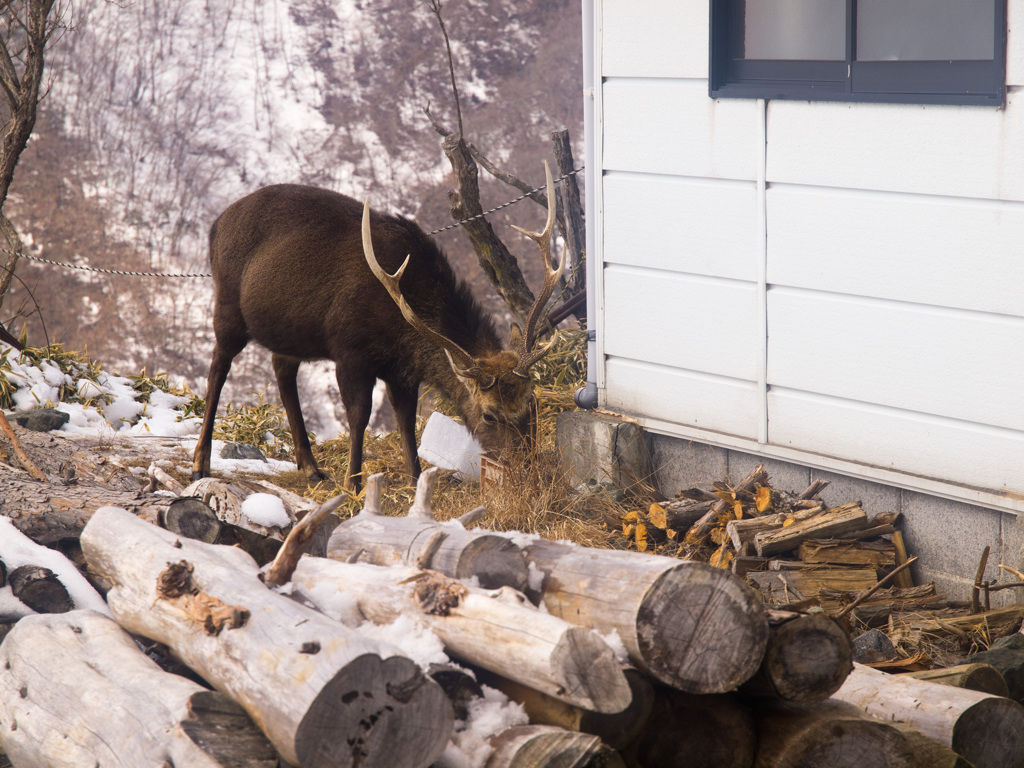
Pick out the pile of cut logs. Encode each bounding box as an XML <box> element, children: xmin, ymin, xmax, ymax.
<box><xmin>1</xmin><ymin>429</ymin><xmax>1024</xmax><ymax>767</ymax></box>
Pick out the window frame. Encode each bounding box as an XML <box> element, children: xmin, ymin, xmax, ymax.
<box><xmin>709</xmin><ymin>0</ymin><xmax>1007</xmax><ymax>107</ymax></box>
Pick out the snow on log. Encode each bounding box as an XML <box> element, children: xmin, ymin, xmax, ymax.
<box><xmin>0</xmin><ymin>610</ymin><xmax>278</xmax><ymax>768</ymax></box>
<box><xmin>80</xmin><ymin>506</ymin><xmax>453</xmax><ymax>768</ymax></box>
<box><xmin>484</xmin><ymin>725</ymin><xmax>625</xmax><ymax>768</ymax></box>
<box><xmin>327</xmin><ymin>470</ymin><xmax>528</xmax><ymax>591</ymax></box>
<box><xmin>291</xmin><ymin>556</ymin><xmax>632</xmax><ymax>714</ymax></box>
<box><xmin>832</xmin><ymin>662</ymin><xmax>1024</xmax><ymax>768</ymax></box>
<box><xmin>739</xmin><ymin>610</ymin><xmax>853</xmax><ymax>702</ymax></box>
<box><xmin>514</xmin><ymin>537</ymin><xmax>769</xmax><ymax>694</ymax></box>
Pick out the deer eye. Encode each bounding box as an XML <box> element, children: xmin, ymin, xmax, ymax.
<box><xmin>482</xmin><ymin>413</ymin><xmax>499</xmax><ymax>425</ymax></box>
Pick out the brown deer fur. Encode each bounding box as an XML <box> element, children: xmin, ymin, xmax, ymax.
<box><xmin>191</xmin><ymin>171</ymin><xmax>560</xmax><ymax>491</ymax></box>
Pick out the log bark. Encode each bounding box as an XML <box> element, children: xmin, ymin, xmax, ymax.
<box><xmin>754</xmin><ymin>503</ymin><xmax>868</xmax><ymax>558</ymax></box>
<box><xmin>291</xmin><ymin>557</ymin><xmax>632</xmax><ymax>714</ymax></box>
<box><xmin>797</xmin><ymin>538</ymin><xmax>896</xmax><ymax>568</ymax></box>
<box><xmin>80</xmin><ymin>506</ymin><xmax>453</xmax><ymax>768</ymax></box>
<box><xmin>832</xmin><ymin>662</ymin><xmax>1024</xmax><ymax>768</ymax></box>
<box><xmin>485</xmin><ymin>725</ymin><xmax>625</xmax><ymax>768</ymax></box>
<box><xmin>474</xmin><ymin>666</ymin><xmax>654</xmax><ymax>750</ymax></box>
<box><xmin>0</xmin><ymin>610</ymin><xmax>278</xmax><ymax>768</ymax></box>
<box><xmin>622</xmin><ymin>690</ymin><xmax>756</xmax><ymax>768</ymax></box>
<box><xmin>517</xmin><ymin>538</ymin><xmax>769</xmax><ymax>693</ymax></box>
<box><xmin>905</xmin><ymin>663</ymin><xmax>1009</xmax><ymax>697</ymax></box>
<box><xmin>7</xmin><ymin>564</ymin><xmax>72</xmax><ymax>614</ymax></box>
<box><xmin>739</xmin><ymin>610</ymin><xmax>853</xmax><ymax>702</ymax></box>
<box><xmin>327</xmin><ymin>471</ymin><xmax>528</xmax><ymax>591</ymax></box>
<box><xmin>746</xmin><ymin>568</ymin><xmax>878</xmax><ymax>610</ymax></box>
<box><xmin>753</xmin><ymin>698</ymin><xmax>965</xmax><ymax>768</ymax></box>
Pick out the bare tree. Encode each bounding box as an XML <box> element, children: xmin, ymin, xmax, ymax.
<box><xmin>0</xmin><ymin>0</ymin><xmax>68</xmax><ymax>310</ymax></box>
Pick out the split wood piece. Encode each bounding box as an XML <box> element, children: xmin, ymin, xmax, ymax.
<box><xmin>327</xmin><ymin>470</ymin><xmax>528</xmax><ymax>591</ymax></box>
<box><xmin>832</xmin><ymin>662</ymin><xmax>1024</xmax><ymax>768</ymax></box>
<box><xmin>485</xmin><ymin>725</ymin><xmax>625</xmax><ymax>768</ymax></box>
<box><xmin>647</xmin><ymin>499</ymin><xmax>714</xmax><ymax>531</ymax></box>
<box><xmin>160</xmin><ymin>496</ymin><xmax>222</xmax><ymax>544</ymax></box>
<box><xmin>733</xmin><ymin>556</ymin><xmax>768</xmax><ymax>577</ymax></box>
<box><xmin>148</xmin><ymin>462</ymin><xmax>186</xmax><ymax>495</ymax></box>
<box><xmin>516</xmin><ymin>538</ymin><xmax>769</xmax><ymax>693</ymax></box>
<box><xmin>621</xmin><ymin>690</ymin><xmax>755</xmax><ymax>768</ymax></box>
<box><xmin>892</xmin><ymin>605</ymin><xmax>1024</xmax><ymax>643</ymax></box>
<box><xmin>798</xmin><ymin>479</ymin><xmax>830</xmax><ymax>500</ymax></box>
<box><xmin>80</xmin><ymin>507</ymin><xmax>453</xmax><ymax>768</ymax></box>
<box><xmin>755</xmin><ymin>698</ymin><xmax>958</xmax><ymax>768</ymax></box>
<box><xmin>754</xmin><ymin>502</ymin><xmax>868</xmax><ymax>558</ymax></box>
<box><xmin>685</xmin><ymin>464</ymin><xmax>769</xmax><ymax>544</ymax></box>
<box><xmin>905</xmin><ymin>663</ymin><xmax>1010</xmax><ymax>697</ymax></box>
<box><xmin>746</xmin><ymin>568</ymin><xmax>878</xmax><ymax>610</ymax></box>
<box><xmin>473</xmin><ymin>666</ymin><xmax>654</xmax><ymax>750</ymax></box>
<box><xmin>0</xmin><ymin>471</ymin><xmax>177</xmax><ymax>543</ymax></box>
<box><xmin>891</xmin><ymin>530</ymin><xmax>915</xmax><ymax>588</ymax></box>
<box><xmin>0</xmin><ymin>609</ymin><xmax>278</xmax><ymax>768</ymax></box>
<box><xmin>8</xmin><ymin>564</ymin><xmax>73</xmax><ymax>614</ymax></box>
<box><xmin>263</xmin><ymin>493</ymin><xmax>349</xmax><ymax>586</ymax></box>
<box><xmin>838</xmin><ymin>523</ymin><xmax>896</xmax><ymax>540</ymax></box>
<box><xmin>0</xmin><ymin>411</ymin><xmax>46</xmax><ymax>481</ymax></box>
<box><xmin>291</xmin><ymin>557</ymin><xmax>631</xmax><ymax>713</ymax></box>
<box><xmin>726</xmin><ymin>505</ymin><xmax>825</xmax><ymax>552</ymax></box>
<box><xmin>739</xmin><ymin>610</ymin><xmax>853</xmax><ymax>702</ymax></box>
<box><xmin>798</xmin><ymin>538</ymin><xmax>896</xmax><ymax>568</ymax></box>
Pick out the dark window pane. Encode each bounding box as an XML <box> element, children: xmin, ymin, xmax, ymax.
<box><xmin>735</xmin><ymin>0</ymin><xmax>846</xmax><ymax>60</ymax></box>
<box><xmin>857</xmin><ymin>0</ymin><xmax>994</xmax><ymax>61</ymax></box>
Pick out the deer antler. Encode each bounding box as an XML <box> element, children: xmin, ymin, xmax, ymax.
<box><xmin>510</xmin><ymin>161</ymin><xmax>564</xmax><ymax>377</ymax></box>
<box><xmin>362</xmin><ymin>200</ymin><xmax>496</xmax><ymax>388</ymax></box>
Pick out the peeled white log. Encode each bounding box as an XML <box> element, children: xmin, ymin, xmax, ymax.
<box><xmin>291</xmin><ymin>556</ymin><xmax>632</xmax><ymax>714</ymax></box>
<box><xmin>832</xmin><ymin>663</ymin><xmax>1024</xmax><ymax>768</ymax></box>
<box><xmin>80</xmin><ymin>506</ymin><xmax>453</xmax><ymax>768</ymax></box>
<box><xmin>516</xmin><ymin>537</ymin><xmax>769</xmax><ymax>693</ymax></box>
<box><xmin>0</xmin><ymin>610</ymin><xmax>277</xmax><ymax>768</ymax></box>
<box><xmin>327</xmin><ymin>471</ymin><xmax>528</xmax><ymax>590</ymax></box>
<box><xmin>484</xmin><ymin>725</ymin><xmax>625</xmax><ymax>768</ymax></box>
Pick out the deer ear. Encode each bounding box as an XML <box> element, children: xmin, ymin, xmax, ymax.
<box><xmin>445</xmin><ymin>350</ymin><xmax>496</xmax><ymax>390</ymax></box>
<box><xmin>509</xmin><ymin>322</ymin><xmax>524</xmax><ymax>349</ymax></box>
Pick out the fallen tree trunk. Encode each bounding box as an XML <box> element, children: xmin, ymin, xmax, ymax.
<box><xmin>327</xmin><ymin>470</ymin><xmax>529</xmax><ymax>591</ymax></box>
<box><xmin>515</xmin><ymin>537</ymin><xmax>769</xmax><ymax>693</ymax></box>
<box><xmin>485</xmin><ymin>725</ymin><xmax>625</xmax><ymax>768</ymax></box>
<box><xmin>754</xmin><ymin>699</ymin><xmax>942</xmax><ymax>768</ymax></box>
<box><xmin>739</xmin><ymin>610</ymin><xmax>853</xmax><ymax>702</ymax></box>
<box><xmin>291</xmin><ymin>556</ymin><xmax>632</xmax><ymax>714</ymax></box>
<box><xmin>80</xmin><ymin>506</ymin><xmax>453</xmax><ymax>768</ymax></box>
<box><xmin>0</xmin><ymin>609</ymin><xmax>278</xmax><ymax>767</ymax></box>
<box><xmin>622</xmin><ymin>690</ymin><xmax>756</xmax><ymax>768</ymax></box>
<box><xmin>832</xmin><ymin>662</ymin><xmax>1024</xmax><ymax>768</ymax></box>
<box><xmin>473</xmin><ymin>666</ymin><xmax>654</xmax><ymax>750</ymax></box>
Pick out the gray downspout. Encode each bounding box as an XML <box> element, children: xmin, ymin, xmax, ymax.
<box><xmin>574</xmin><ymin>0</ymin><xmax>599</xmax><ymax>410</ymax></box>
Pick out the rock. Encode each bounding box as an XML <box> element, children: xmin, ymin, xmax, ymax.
<box><xmin>219</xmin><ymin>442</ymin><xmax>267</xmax><ymax>462</ymax></box>
<box><xmin>12</xmin><ymin>408</ymin><xmax>70</xmax><ymax>432</ymax></box>
<box><xmin>852</xmin><ymin>629</ymin><xmax>898</xmax><ymax>664</ymax></box>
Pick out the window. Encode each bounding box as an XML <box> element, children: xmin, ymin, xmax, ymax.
<box><xmin>709</xmin><ymin>0</ymin><xmax>1007</xmax><ymax>106</ymax></box>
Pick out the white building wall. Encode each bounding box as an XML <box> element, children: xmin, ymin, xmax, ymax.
<box><xmin>594</xmin><ymin>0</ymin><xmax>1024</xmax><ymax>513</ymax></box>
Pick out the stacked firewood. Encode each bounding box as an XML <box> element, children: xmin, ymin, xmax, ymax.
<box><xmin>2</xmin><ymin>423</ymin><xmax>1024</xmax><ymax>767</ymax></box>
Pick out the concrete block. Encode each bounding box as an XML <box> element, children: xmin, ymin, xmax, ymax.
<box><xmin>901</xmin><ymin>490</ymin><xmax>1003</xmax><ymax>603</ymax></box>
<box><xmin>813</xmin><ymin>470</ymin><xmax>901</xmax><ymax>517</ymax></box>
<box><xmin>726</xmin><ymin>450</ymin><xmax>810</xmax><ymax>497</ymax></box>
<box><xmin>556</xmin><ymin>411</ymin><xmax>653</xmax><ymax>500</ymax></box>
<box><xmin>648</xmin><ymin>434</ymin><xmax>727</xmax><ymax>497</ymax></box>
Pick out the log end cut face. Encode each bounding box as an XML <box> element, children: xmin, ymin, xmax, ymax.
<box><xmin>953</xmin><ymin>697</ymin><xmax>1024</xmax><ymax>768</ymax></box>
<box><xmin>780</xmin><ymin>719</ymin><xmax>911</xmax><ymax>768</ymax></box>
<box><xmin>763</xmin><ymin>614</ymin><xmax>854</xmax><ymax>702</ymax></box>
<box><xmin>636</xmin><ymin>564</ymin><xmax>769</xmax><ymax>694</ymax></box>
<box><xmin>296</xmin><ymin>653</ymin><xmax>453</xmax><ymax>768</ymax></box>
<box><xmin>551</xmin><ymin>627</ymin><xmax>633</xmax><ymax>714</ymax></box>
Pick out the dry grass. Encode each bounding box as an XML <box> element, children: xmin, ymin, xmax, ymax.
<box><xmin>269</xmin><ymin>324</ymin><xmax>655</xmax><ymax>548</ymax></box>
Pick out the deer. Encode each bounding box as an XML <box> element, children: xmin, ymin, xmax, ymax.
<box><xmin>191</xmin><ymin>163</ymin><xmax>564</xmax><ymax>492</ymax></box>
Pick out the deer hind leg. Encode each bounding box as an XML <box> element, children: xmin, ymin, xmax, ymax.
<box><xmin>335</xmin><ymin>366</ymin><xmax>376</xmax><ymax>493</ymax></box>
<box><xmin>191</xmin><ymin>335</ymin><xmax>246</xmax><ymax>480</ymax></box>
<box><xmin>386</xmin><ymin>380</ymin><xmax>422</xmax><ymax>487</ymax></box>
<box><xmin>272</xmin><ymin>354</ymin><xmax>327</xmax><ymax>484</ymax></box>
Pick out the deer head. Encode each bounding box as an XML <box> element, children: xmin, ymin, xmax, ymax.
<box><xmin>362</xmin><ymin>162</ymin><xmax>565</xmax><ymax>457</ymax></box>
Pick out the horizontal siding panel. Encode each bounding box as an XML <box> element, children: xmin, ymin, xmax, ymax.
<box><xmin>602</xmin><ymin>0</ymin><xmax>707</xmax><ymax>79</ymax></box>
<box><xmin>606</xmin><ymin>358</ymin><xmax>761</xmax><ymax>439</ymax></box>
<box><xmin>603</xmin><ymin>173</ymin><xmax>759</xmax><ymax>281</ymax></box>
<box><xmin>603</xmin><ymin>79</ymin><xmax>761</xmax><ymax>181</ymax></box>
<box><xmin>766</xmin><ymin>185</ymin><xmax>1024</xmax><ymax>318</ymax></box>
<box><xmin>769</xmin><ymin>388</ymin><xmax>1024</xmax><ymax>495</ymax></box>
<box><xmin>765</xmin><ymin>91</ymin><xmax>1024</xmax><ymax>201</ymax></box>
<box><xmin>604</xmin><ymin>265</ymin><xmax>760</xmax><ymax>380</ymax></box>
<box><xmin>1010</xmin><ymin>0</ymin><xmax>1024</xmax><ymax>87</ymax></box>
<box><xmin>767</xmin><ymin>288</ymin><xmax>1024</xmax><ymax>432</ymax></box>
